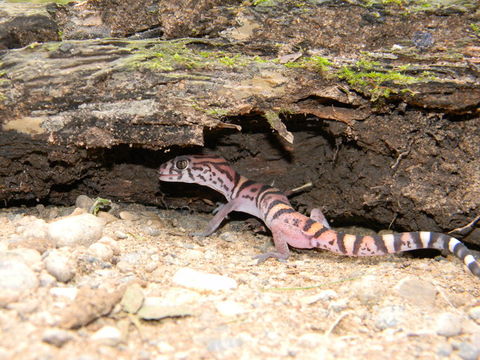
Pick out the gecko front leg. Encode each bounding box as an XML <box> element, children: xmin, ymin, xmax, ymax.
<box><xmin>191</xmin><ymin>198</ymin><xmax>242</xmax><ymax>237</ymax></box>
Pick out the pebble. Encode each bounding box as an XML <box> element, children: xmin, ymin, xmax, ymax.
<box><xmin>91</xmin><ymin>325</ymin><xmax>122</xmax><ymax>346</ymax></box>
<box><xmin>43</xmin><ymin>250</ymin><xmax>75</xmax><ymax>283</ymax></box>
<box><xmin>436</xmin><ymin>312</ymin><xmax>463</xmax><ymax>337</ymax></box>
<box><xmin>395</xmin><ymin>277</ymin><xmax>437</xmax><ymax>307</ymax></box>
<box><xmin>114</xmin><ymin>231</ymin><xmax>129</xmax><ymax>239</ymax></box>
<box><xmin>39</xmin><ymin>272</ymin><xmax>57</xmax><ymax>287</ymax></box>
<box><xmin>468</xmin><ymin>306</ymin><xmax>480</xmax><ymax>323</ymax></box>
<box><xmin>88</xmin><ymin>243</ymin><xmax>114</xmax><ymax>262</ymax></box>
<box><xmin>6</xmin><ymin>248</ymin><xmax>42</xmax><ymax>268</ymax></box>
<box><xmin>47</xmin><ymin>213</ymin><xmax>106</xmax><ymax>247</ymax></box>
<box><xmin>375</xmin><ymin>305</ymin><xmax>405</xmax><ymax>330</ymax></box>
<box><xmin>352</xmin><ymin>275</ymin><xmax>384</xmax><ymax>304</ymax></box>
<box><xmin>119</xmin><ymin>211</ymin><xmax>140</xmax><ymax>221</ymax></box>
<box><xmin>75</xmin><ymin>195</ymin><xmax>94</xmax><ymax>211</ymax></box>
<box><xmin>0</xmin><ymin>258</ymin><xmax>39</xmax><ymax>306</ymax></box>
<box><xmin>206</xmin><ymin>337</ymin><xmax>243</xmax><ymax>353</ymax></box>
<box><xmin>49</xmin><ymin>287</ymin><xmax>78</xmax><ymax>300</ymax></box>
<box><xmin>120</xmin><ymin>283</ymin><xmax>144</xmax><ymax>314</ymax></box>
<box><xmin>98</xmin><ymin>236</ymin><xmax>120</xmax><ymax>255</ymax></box>
<box><xmin>328</xmin><ymin>299</ymin><xmax>348</xmax><ymax>313</ymax></box>
<box><xmin>172</xmin><ymin>267</ymin><xmax>237</xmax><ymax>291</ymax></box>
<box><xmin>437</xmin><ymin>343</ymin><xmax>453</xmax><ymax>357</ymax></box>
<box><xmin>215</xmin><ymin>301</ymin><xmax>247</xmax><ymax>317</ymax></box>
<box><xmin>454</xmin><ymin>342</ymin><xmax>480</xmax><ymax>360</ymax></box>
<box><xmin>117</xmin><ymin>261</ymin><xmax>135</xmax><ymax>273</ymax></box>
<box><xmin>42</xmin><ymin>328</ymin><xmax>74</xmax><ymax>347</ymax></box>
<box><xmin>137</xmin><ymin>297</ymin><xmax>192</xmax><ymax>320</ymax></box>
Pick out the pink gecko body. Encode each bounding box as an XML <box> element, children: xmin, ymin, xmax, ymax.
<box><xmin>158</xmin><ymin>154</ymin><xmax>480</xmax><ymax>278</ymax></box>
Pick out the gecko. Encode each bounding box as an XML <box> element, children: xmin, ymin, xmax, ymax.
<box><xmin>158</xmin><ymin>154</ymin><xmax>480</xmax><ymax>279</ymax></box>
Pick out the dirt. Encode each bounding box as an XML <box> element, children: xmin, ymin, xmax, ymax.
<box><xmin>1</xmin><ymin>201</ymin><xmax>480</xmax><ymax>360</ymax></box>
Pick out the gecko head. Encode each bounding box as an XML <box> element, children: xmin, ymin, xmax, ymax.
<box><xmin>158</xmin><ymin>155</ymin><xmax>196</xmax><ymax>183</ymax></box>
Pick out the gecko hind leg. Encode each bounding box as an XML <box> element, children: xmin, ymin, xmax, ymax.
<box><xmin>310</xmin><ymin>208</ymin><xmax>330</xmax><ymax>229</ymax></box>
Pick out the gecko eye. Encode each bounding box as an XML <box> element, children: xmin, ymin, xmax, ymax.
<box><xmin>175</xmin><ymin>159</ymin><xmax>189</xmax><ymax>170</ymax></box>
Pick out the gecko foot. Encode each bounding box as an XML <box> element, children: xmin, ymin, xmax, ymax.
<box><xmin>253</xmin><ymin>251</ymin><xmax>289</xmax><ymax>264</ymax></box>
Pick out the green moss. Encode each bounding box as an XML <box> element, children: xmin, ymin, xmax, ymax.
<box><xmin>126</xmin><ymin>39</ymin><xmax>256</xmax><ymax>72</ymax></box>
<box><xmin>6</xmin><ymin>0</ymin><xmax>73</xmax><ymax>3</ymax></box>
<box><xmin>337</xmin><ymin>60</ymin><xmax>434</xmax><ymax>101</ymax></box>
<box><xmin>470</xmin><ymin>23</ymin><xmax>480</xmax><ymax>37</ymax></box>
<box><xmin>283</xmin><ymin>55</ymin><xmax>332</xmax><ymax>72</ymax></box>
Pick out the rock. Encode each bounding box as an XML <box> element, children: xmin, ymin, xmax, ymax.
<box><xmin>468</xmin><ymin>306</ymin><xmax>480</xmax><ymax>323</ymax></box>
<box><xmin>50</xmin><ymin>287</ymin><xmax>78</xmax><ymax>300</ymax></box>
<box><xmin>437</xmin><ymin>343</ymin><xmax>453</xmax><ymax>357</ymax></box>
<box><xmin>215</xmin><ymin>301</ymin><xmax>247</xmax><ymax>317</ymax></box>
<box><xmin>395</xmin><ymin>277</ymin><xmax>437</xmax><ymax>307</ymax></box>
<box><xmin>0</xmin><ymin>259</ymin><xmax>39</xmax><ymax>307</ymax></box>
<box><xmin>91</xmin><ymin>325</ymin><xmax>122</xmax><ymax>346</ymax></box>
<box><xmin>206</xmin><ymin>337</ymin><xmax>243</xmax><ymax>353</ymax></box>
<box><xmin>98</xmin><ymin>236</ymin><xmax>120</xmax><ymax>255</ymax></box>
<box><xmin>119</xmin><ymin>211</ymin><xmax>140</xmax><ymax>221</ymax></box>
<box><xmin>88</xmin><ymin>243</ymin><xmax>114</xmax><ymax>262</ymax></box>
<box><xmin>6</xmin><ymin>248</ymin><xmax>42</xmax><ymax>268</ymax></box>
<box><xmin>0</xmin><ymin>257</ymin><xmax>39</xmax><ymax>306</ymax></box>
<box><xmin>120</xmin><ymin>283</ymin><xmax>144</xmax><ymax>314</ymax></box>
<box><xmin>436</xmin><ymin>313</ymin><xmax>463</xmax><ymax>337</ymax></box>
<box><xmin>114</xmin><ymin>231</ymin><xmax>128</xmax><ymax>239</ymax></box>
<box><xmin>328</xmin><ymin>299</ymin><xmax>348</xmax><ymax>313</ymax></box>
<box><xmin>375</xmin><ymin>305</ymin><xmax>405</xmax><ymax>330</ymax></box>
<box><xmin>351</xmin><ymin>275</ymin><xmax>384</xmax><ymax>304</ymax></box>
<box><xmin>42</xmin><ymin>328</ymin><xmax>74</xmax><ymax>347</ymax></box>
<box><xmin>172</xmin><ymin>267</ymin><xmax>237</xmax><ymax>291</ymax></box>
<box><xmin>47</xmin><ymin>213</ymin><xmax>106</xmax><ymax>247</ymax></box>
<box><xmin>97</xmin><ymin>211</ymin><xmax>118</xmax><ymax>223</ymax></box>
<box><xmin>43</xmin><ymin>250</ymin><xmax>75</xmax><ymax>283</ymax></box>
<box><xmin>454</xmin><ymin>342</ymin><xmax>480</xmax><ymax>360</ymax></box>
<box><xmin>75</xmin><ymin>195</ymin><xmax>94</xmax><ymax>211</ymax></box>
<box><xmin>117</xmin><ymin>261</ymin><xmax>134</xmax><ymax>273</ymax></box>
<box><xmin>39</xmin><ymin>272</ymin><xmax>57</xmax><ymax>287</ymax></box>
<box><xmin>137</xmin><ymin>297</ymin><xmax>192</xmax><ymax>320</ymax></box>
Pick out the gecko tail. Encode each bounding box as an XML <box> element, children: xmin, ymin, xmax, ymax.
<box><xmin>313</xmin><ymin>230</ymin><xmax>480</xmax><ymax>278</ymax></box>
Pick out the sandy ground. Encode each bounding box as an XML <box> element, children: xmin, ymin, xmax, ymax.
<box><xmin>0</xmin><ymin>202</ymin><xmax>479</xmax><ymax>360</ymax></box>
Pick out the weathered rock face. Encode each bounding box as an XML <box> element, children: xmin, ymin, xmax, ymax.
<box><xmin>0</xmin><ymin>0</ymin><xmax>479</xmax><ymax>241</ymax></box>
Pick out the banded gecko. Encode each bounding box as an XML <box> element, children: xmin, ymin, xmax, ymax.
<box><xmin>158</xmin><ymin>154</ymin><xmax>480</xmax><ymax>278</ymax></box>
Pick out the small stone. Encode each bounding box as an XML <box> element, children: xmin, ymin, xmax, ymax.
<box><xmin>144</xmin><ymin>261</ymin><xmax>158</xmax><ymax>273</ymax></box>
<box><xmin>172</xmin><ymin>267</ymin><xmax>237</xmax><ymax>291</ymax></box>
<box><xmin>39</xmin><ymin>272</ymin><xmax>57</xmax><ymax>287</ymax></box>
<box><xmin>328</xmin><ymin>299</ymin><xmax>348</xmax><ymax>313</ymax></box>
<box><xmin>352</xmin><ymin>275</ymin><xmax>384</xmax><ymax>304</ymax></box>
<box><xmin>49</xmin><ymin>287</ymin><xmax>78</xmax><ymax>300</ymax></box>
<box><xmin>42</xmin><ymin>328</ymin><xmax>74</xmax><ymax>347</ymax></box>
<box><xmin>137</xmin><ymin>297</ymin><xmax>192</xmax><ymax>320</ymax></box>
<box><xmin>375</xmin><ymin>305</ymin><xmax>405</xmax><ymax>330</ymax></box>
<box><xmin>88</xmin><ymin>243</ymin><xmax>114</xmax><ymax>262</ymax></box>
<box><xmin>119</xmin><ymin>211</ymin><xmax>139</xmax><ymax>221</ymax></box>
<box><xmin>396</xmin><ymin>277</ymin><xmax>437</xmax><ymax>307</ymax></box>
<box><xmin>141</xmin><ymin>225</ymin><xmax>161</xmax><ymax>237</ymax></box>
<box><xmin>96</xmin><ymin>211</ymin><xmax>118</xmax><ymax>223</ymax></box>
<box><xmin>436</xmin><ymin>313</ymin><xmax>463</xmax><ymax>337</ymax></box>
<box><xmin>0</xmin><ymin>258</ymin><xmax>39</xmax><ymax>306</ymax></box>
<box><xmin>437</xmin><ymin>343</ymin><xmax>453</xmax><ymax>357</ymax></box>
<box><xmin>215</xmin><ymin>301</ymin><xmax>247</xmax><ymax>317</ymax></box>
<box><xmin>75</xmin><ymin>195</ymin><xmax>94</xmax><ymax>211</ymax></box>
<box><xmin>219</xmin><ymin>232</ymin><xmax>238</xmax><ymax>242</ymax></box>
<box><xmin>116</xmin><ymin>261</ymin><xmax>134</xmax><ymax>273</ymax></box>
<box><xmin>115</xmin><ymin>231</ymin><xmax>128</xmax><ymax>239</ymax></box>
<box><xmin>47</xmin><ymin>213</ymin><xmax>106</xmax><ymax>247</ymax></box>
<box><xmin>44</xmin><ymin>250</ymin><xmax>75</xmax><ymax>283</ymax></box>
<box><xmin>98</xmin><ymin>236</ymin><xmax>120</xmax><ymax>255</ymax></box>
<box><xmin>206</xmin><ymin>337</ymin><xmax>243</xmax><ymax>353</ymax></box>
<box><xmin>91</xmin><ymin>325</ymin><xmax>122</xmax><ymax>346</ymax></box>
<box><xmin>120</xmin><ymin>283</ymin><xmax>144</xmax><ymax>314</ymax></box>
<box><xmin>6</xmin><ymin>248</ymin><xmax>42</xmax><ymax>268</ymax></box>
<box><xmin>454</xmin><ymin>342</ymin><xmax>480</xmax><ymax>360</ymax></box>
<box><xmin>468</xmin><ymin>306</ymin><xmax>480</xmax><ymax>323</ymax></box>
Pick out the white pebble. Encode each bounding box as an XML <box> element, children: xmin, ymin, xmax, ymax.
<box><xmin>215</xmin><ymin>301</ymin><xmax>247</xmax><ymax>317</ymax></box>
<box><xmin>49</xmin><ymin>287</ymin><xmax>78</xmax><ymax>300</ymax></box>
<box><xmin>436</xmin><ymin>313</ymin><xmax>463</xmax><ymax>337</ymax></box>
<box><xmin>0</xmin><ymin>258</ymin><xmax>39</xmax><ymax>306</ymax></box>
<box><xmin>396</xmin><ymin>277</ymin><xmax>437</xmax><ymax>307</ymax></box>
<box><xmin>42</xmin><ymin>328</ymin><xmax>74</xmax><ymax>347</ymax></box>
<box><xmin>47</xmin><ymin>213</ymin><xmax>106</xmax><ymax>247</ymax></box>
<box><xmin>43</xmin><ymin>251</ymin><xmax>75</xmax><ymax>283</ymax></box>
<box><xmin>88</xmin><ymin>243</ymin><xmax>114</xmax><ymax>262</ymax></box>
<box><xmin>172</xmin><ymin>267</ymin><xmax>237</xmax><ymax>291</ymax></box>
<box><xmin>375</xmin><ymin>305</ymin><xmax>405</xmax><ymax>330</ymax></box>
<box><xmin>119</xmin><ymin>211</ymin><xmax>139</xmax><ymax>221</ymax></box>
<box><xmin>468</xmin><ymin>306</ymin><xmax>480</xmax><ymax>323</ymax></box>
<box><xmin>75</xmin><ymin>195</ymin><xmax>94</xmax><ymax>211</ymax></box>
<box><xmin>91</xmin><ymin>325</ymin><xmax>122</xmax><ymax>346</ymax></box>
